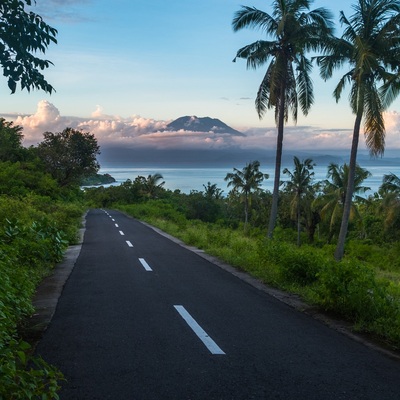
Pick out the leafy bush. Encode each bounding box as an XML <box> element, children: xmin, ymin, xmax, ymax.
<box><xmin>314</xmin><ymin>259</ymin><xmax>400</xmax><ymax>343</ymax></box>
<box><xmin>315</xmin><ymin>260</ymin><xmax>379</xmax><ymax>319</ymax></box>
<box><xmin>0</xmin><ymin>196</ymin><xmax>82</xmax><ymax>399</ymax></box>
<box><xmin>0</xmin><ymin>339</ymin><xmax>63</xmax><ymax>400</ymax></box>
<box><xmin>258</xmin><ymin>240</ymin><xmax>325</xmax><ymax>286</ymax></box>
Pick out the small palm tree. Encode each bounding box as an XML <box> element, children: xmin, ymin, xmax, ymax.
<box><xmin>203</xmin><ymin>182</ymin><xmax>224</xmax><ymax>200</ymax></box>
<box><xmin>143</xmin><ymin>173</ymin><xmax>165</xmax><ymax>199</ymax></box>
<box><xmin>315</xmin><ymin>0</ymin><xmax>400</xmax><ymax>260</ymax></box>
<box><xmin>283</xmin><ymin>157</ymin><xmax>315</xmax><ymax>246</ymax></box>
<box><xmin>380</xmin><ymin>173</ymin><xmax>400</xmax><ymax>194</ymax></box>
<box><xmin>379</xmin><ymin>173</ymin><xmax>400</xmax><ymax>231</ymax></box>
<box><xmin>224</xmin><ymin>160</ymin><xmax>269</xmax><ymax>229</ymax></box>
<box><xmin>232</xmin><ymin>0</ymin><xmax>334</xmax><ymax>238</ymax></box>
<box><xmin>313</xmin><ymin>163</ymin><xmax>371</xmax><ymax>242</ymax></box>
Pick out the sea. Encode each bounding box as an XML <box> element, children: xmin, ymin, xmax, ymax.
<box><xmin>99</xmin><ymin>157</ymin><xmax>399</xmax><ymax>197</ymax></box>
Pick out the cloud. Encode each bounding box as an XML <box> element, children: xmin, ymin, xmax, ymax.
<box><xmin>383</xmin><ymin>111</ymin><xmax>400</xmax><ymax>148</ymax></box>
<box><xmin>3</xmin><ymin>101</ymin><xmax>400</xmax><ymax>153</ymax></box>
<box><xmin>14</xmin><ymin>101</ymin><xmax>71</xmax><ymax>142</ymax></box>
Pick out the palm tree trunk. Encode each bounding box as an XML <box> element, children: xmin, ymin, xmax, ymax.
<box><xmin>244</xmin><ymin>192</ymin><xmax>249</xmax><ymax>229</ymax></box>
<box><xmin>297</xmin><ymin>201</ymin><xmax>301</xmax><ymax>247</ymax></box>
<box><xmin>334</xmin><ymin>110</ymin><xmax>363</xmax><ymax>261</ymax></box>
<box><xmin>267</xmin><ymin>88</ymin><xmax>286</xmax><ymax>238</ymax></box>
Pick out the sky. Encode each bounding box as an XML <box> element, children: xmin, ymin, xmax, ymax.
<box><xmin>0</xmin><ymin>0</ymin><xmax>399</xmax><ymax>159</ymax></box>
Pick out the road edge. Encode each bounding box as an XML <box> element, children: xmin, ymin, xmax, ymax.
<box><xmin>24</xmin><ymin>213</ymin><xmax>87</xmax><ymax>349</ymax></box>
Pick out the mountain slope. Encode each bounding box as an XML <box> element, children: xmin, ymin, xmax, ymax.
<box><xmin>166</xmin><ymin>116</ymin><xmax>245</xmax><ymax>136</ymax></box>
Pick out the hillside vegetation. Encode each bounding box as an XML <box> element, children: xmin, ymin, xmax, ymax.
<box><xmin>0</xmin><ymin>121</ymin><xmax>95</xmax><ymax>399</ymax></box>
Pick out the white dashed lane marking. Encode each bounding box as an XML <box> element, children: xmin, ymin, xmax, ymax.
<box><xmin>138</xmin><ymin>258</ymin><xmax>153</xmax><ymax>272</ymax></box>
<box><xmin>174</xmin><ymin>305</ymin><xmax>225</xmax><ymax>355</ymax></box>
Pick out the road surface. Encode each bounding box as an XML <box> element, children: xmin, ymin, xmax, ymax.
<box><xmin>35</xmin><ymin>209</ymin><xmax>400</xmax><ymax>399</ymax></box>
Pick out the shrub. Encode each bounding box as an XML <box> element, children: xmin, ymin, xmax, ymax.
<box><xmin>0</xmin><ymin>339</ymin><xmax>63</xmax><ymax>400</ymax></box>
<box><xmin>0</xmin><ymin>198</ymin><xmax>80</xmax><ymax>399</ymax></box>
<box><xmin>316</xmin><ymin>260</ymin><xmax>386</xmax><ymax>321</ymax></box>
<box><xmin>258</xmin><ymin>240</ymin><xmax>325</xmax><ymax>286</ymax></box>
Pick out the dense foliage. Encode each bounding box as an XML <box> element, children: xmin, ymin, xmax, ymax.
<box><xmin>0</xmin><ymin>119</ymin><xmax>89</xmax><ymax>399</ymax></box>
<box><xmin>0</xmin><ymin>0</ymin><xmax>57</xmax><ymax>94</ymax></box>
<box><xmin>37</xmin><ymin>128</ymin><xmax>101</xmax><ymax>188</ymax></box>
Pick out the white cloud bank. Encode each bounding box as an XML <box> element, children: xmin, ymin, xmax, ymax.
<box><xmin>3</xmin><ymin>100</ymin><xmax>400</xmax><ymax>152</ymax></box>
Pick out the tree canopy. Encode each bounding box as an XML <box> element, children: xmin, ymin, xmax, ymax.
<box><xmin>0</xmin><ymin>0</ymin><xmax>57</xmax><ymax>93</ymax></box>
<box><xmin>37</xmin><ymin>128</ymin><xmax>100</xmax><ymax>187</ymax></box>
<box><xmin>0</xmin><ymin>118</ymin><xmax>25</xmax><ymax>162</ymax></box>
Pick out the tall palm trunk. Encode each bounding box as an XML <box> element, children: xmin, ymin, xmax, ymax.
<box><xmin>297</xmin><ymin>198</ymin><xmax>301</xmax><ymax>247</ymax></box>
<box><xmin>334</xmin><ymin>98</ymin><xmax>363</xmax><ymax>261</ymax></box>
<box><xmin>267</xmin><ymin>83</ymin><xmax>286</xmax><ymax>238</ymax></box>
<box><xmin>244</xmin><ymin>191</ymin><xmax>249</xmax><ymax>229</ymax></box>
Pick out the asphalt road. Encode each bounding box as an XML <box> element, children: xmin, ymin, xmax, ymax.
<box><xmin>35</xmin><ymin>209</ymin><xmax>400</xmax><ymax>400</ymax></box>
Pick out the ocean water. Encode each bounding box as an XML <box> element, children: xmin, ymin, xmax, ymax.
<box><xmin>99</xmin><ymin>162</ymin><xmax>399</xmax><ymax>196</ymax></box>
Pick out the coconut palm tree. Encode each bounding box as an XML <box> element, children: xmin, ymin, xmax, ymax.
<box><xmin>232</xmin><ymin>0</ymin><xmax>334</xmax><ymax>238</ymax></box>
<box><xmin>313</xmin><ymin>163</ymin><xmax>371</xmax><ymax>242</ymax></box>
<box><xmin>283</xmin><ymin>157</ymin><xmax>315</xmax><ymax>246</ymax></box>
<box><xmin>315</xmin><ymin>0</ymin><xmax>400</xmax><ymax>260</ymax></box>
<box><xmin>203</xmin><ymin>182</ymin><xmax>224</xmax><ymax>200</ymax></box>
<box><xmin>224</xmin><ymin>160</ymin><xmax>268</xmax><ymax>229</ymax></box>
<box><xmin>143</xmin><ymin>173</ymin><xmax>165</xmax><ymax>199</ymax></box>
<box><xmin>380</xmin><ymin>172</ymin><xmax>400</xmax><ymax>194</ymax></box>
<box><xmin>379</xmin><ymin>173</ymin><xmax>400</xmax><ymax>232</ymax></box>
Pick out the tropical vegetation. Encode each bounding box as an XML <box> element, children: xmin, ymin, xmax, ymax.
<box><xmin>314</xmin><ymin>0</ymin><xmax>400</xmax><ymax>260</ymax></box>
<box><xmin>0</xmin><ymin>119</ymin><xmax>97</xmax><ymax>399</ymax></box>
<box><xmin>2</xmin><ymin>0</ymin><xmax>400</xmax><ymax>397</ymax></box>
<box><xmin>232</xmin><ymin>0</ymin><xmax>334</xmax><ymax>238</ymax></box>
<box><xmin>224</xmin><ymin>160</ymin><xmax>268</xmax><ymax>229</ymax></box>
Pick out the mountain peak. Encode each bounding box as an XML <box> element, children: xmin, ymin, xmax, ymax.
<box><xmin>166</xmin><ymin>115</ymin><xmax>245</xmax><ymax>136</ymax></box>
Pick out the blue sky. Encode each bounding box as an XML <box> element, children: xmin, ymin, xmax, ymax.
<box><xmin>0</xmin><ymin>0</ymin><xmax>399</xmax><ymax>154</ymax></box>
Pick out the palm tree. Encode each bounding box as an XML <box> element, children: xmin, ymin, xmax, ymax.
<box><xmin>380</xmin><ymin>172</ymin><xmax>400</xmax><ymax>194</ymax></box>
<box><xmin>283</xmin><ymin>157</ymin><xmax>315</xmax><ymax>246</ymax></box>
<box><xmin>313</xmin><ymin>163</ymin><xmax>371</xmax><ymax>242</ymax></box>
<box><xmin>379</xmin><ymin>173</ymin><xmax>400</xmax><ymax>232</ymax></box>
<box><xmin>143</xmin><ymin>173</ymin><xmax>165</xmax><ymax>198</ymax></box>
<box><xmin>203</xmin><ymin>182</ymin><xmax>224</xmax><ymax>200</ymax></box>
<box><xmin>224</xmin><ymin>160</ymin><xmax>269</xmax><ymax>229</ymax></box>
<box><xmin>315</xmin><ymin>0</ymin><xmax>400</xmax><ymax>260</ymax></box>
<box><xmin>232</xmin><ymin>0</ymin><xmax>334</xmax><ymax>238</ymax></box>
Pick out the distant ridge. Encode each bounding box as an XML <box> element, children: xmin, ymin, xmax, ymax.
<box><xmin>166</xmin><ymin>115</ymin><xmax>245</xmax><ymax>136</ymax></box>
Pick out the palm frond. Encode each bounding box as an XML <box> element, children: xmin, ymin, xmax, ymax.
<box><xmin>232</xmin><ymin>6</ymin><xmax>276</xmax><ymax>34</ymax></box>
<box><xmin>363</xmin><ymin>82</ymin><xmax>386</xmax><ymax>156</ymax></box>
<box><xmin>381</xmin><ymin>172</ymin><xmax>400</xmax><ymax>193</ymax></box>
<box><xmin>234</xmin><ymin>41</ymin><xmax>275</xmax><ymax>69</ymax></box>
<box><xmin>296</xmin><ymin>55</ymin><xmax>314</xmax><ymax>116</ymax></box>
<box><xmin>255</xmin><ymin>68</ymin><xmax>272</xmax><ymax>119</ymax></box>
<box><xmin>381</xmin><ymin>71</ymin><xmax>400</xmax><ymax>108</ymax></box>
<box><xmin>333</xmin><ymin>73</ymin><xmax>352</xmax><ymax>103</ymax></box>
